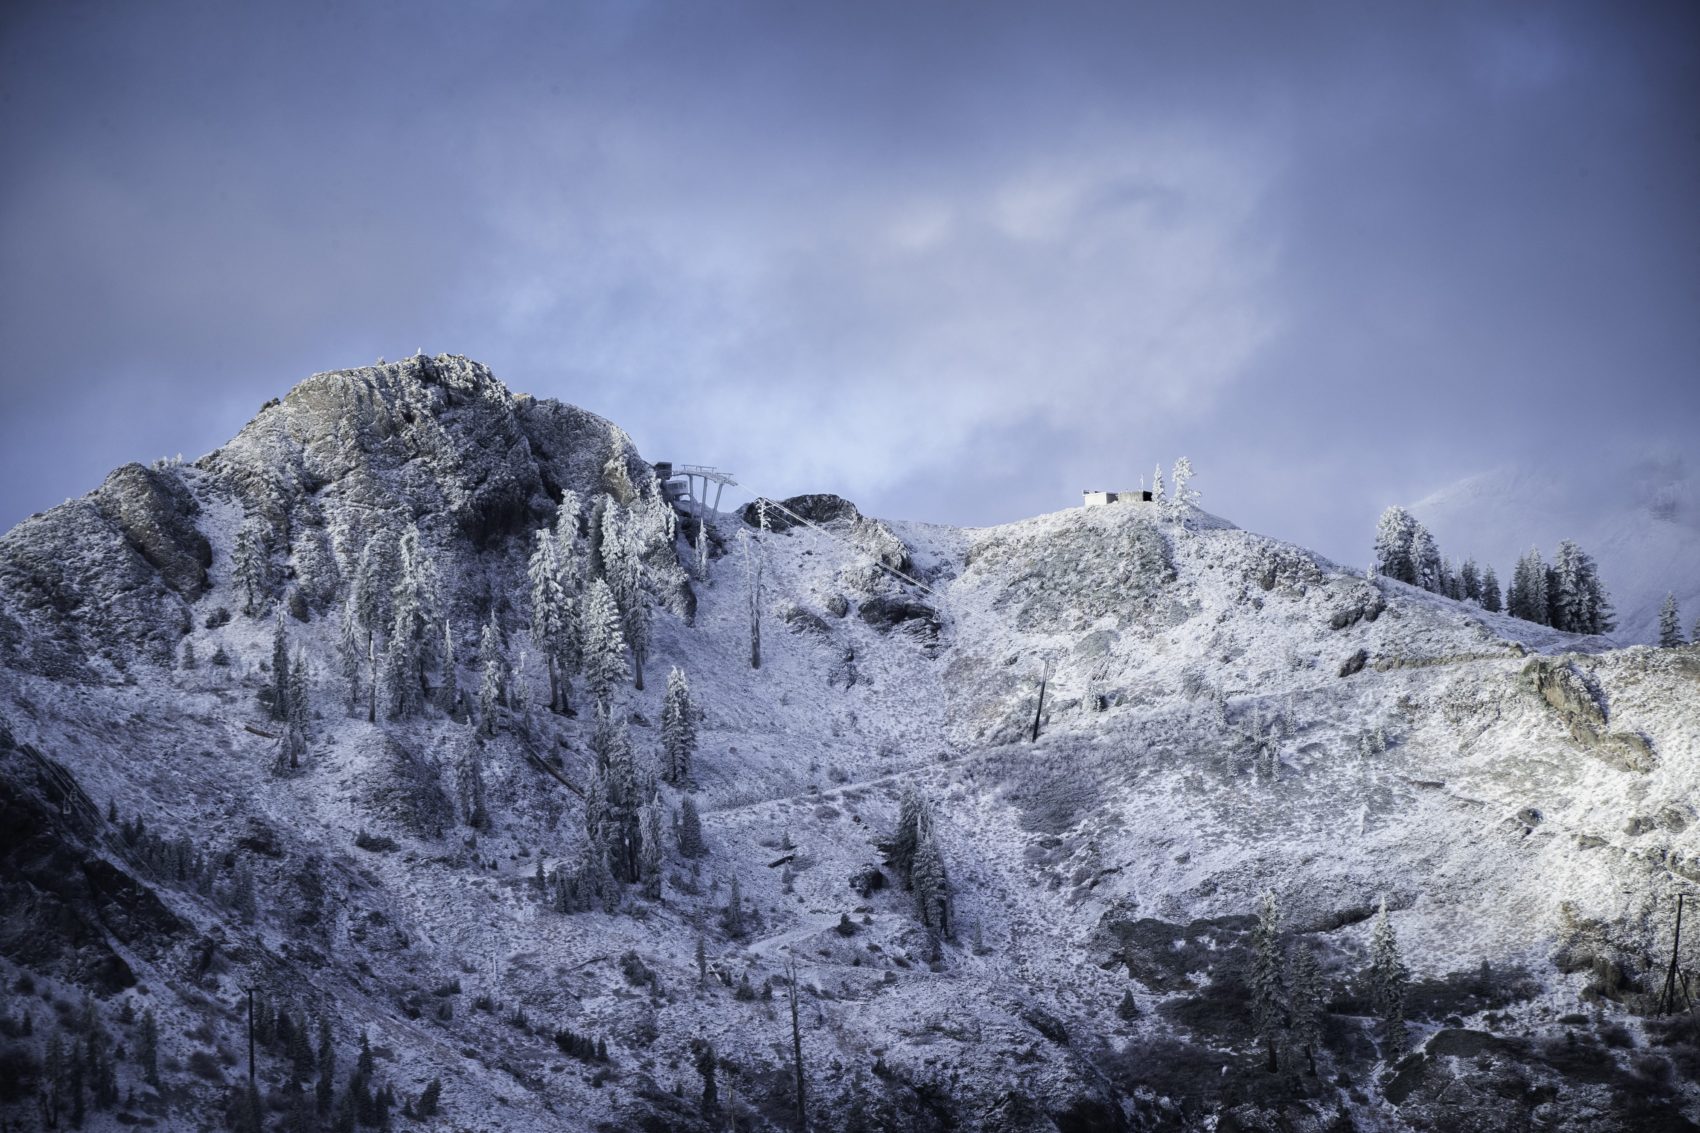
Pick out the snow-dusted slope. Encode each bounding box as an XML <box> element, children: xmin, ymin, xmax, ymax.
<box><xmin>1</xmin><ymin>357</ymin><xmax>1696</xmax><ymax>1133</ymax></box>
<box><xmin>1413</xmin><ymin>457</ymin><xmax>1700</xmax><ymax>646</ymax></box>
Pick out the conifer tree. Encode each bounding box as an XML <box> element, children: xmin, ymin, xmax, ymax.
<box><xmin>639</xmin><ymin>794</ymin><xmax>664</xmax><ymax>899</ymax></box>
<box><xmin>1250</xmin><ymin>891</ymin><xmax>1285</xmax><ymax>1072</ymax></box>
<box><xmin>347</xmin><ymin>529</ymin><xmax>397</xmax><ymax>723</ymax></box>
<box><xmin>234</xmin><ymin>517</ymin><xmax>271</xmax><ymax>617</ymax></box>
<box><xmin>693</xmin><ymin>1038</ymin><xmax>719</xmax><ymax>1116</ymax></box>
<box><xmin>1659</xmin><ymin>592</ymin><xmax>1685</xmax><ymax>646</ymax></box>
<box><xmin>1288</xmin><ymin>938</ymin><xmax>1324</xmax><ymax>1076</ymax></box>
<box><xmin>1480</xmin><ymin>564</ymin><xmax>1502</xmax><ymax>612</ymax></box>
<box><xmin>677</xmin><ymin>795</ymin><xmax>706</xmax><ymax>858</ymax></box>
<box><xmin>1368</xmin><ymin>897</ymin><xmax>1409</xmax><ymax>1057</ymax></box>
<box><xmin>888</xmin><ymin>787</ymin><xmax>923</xmax><ymax>880</ymax></box>
<box><xmin>338</xmin><ymin>601</ymin><xmax>364</xmax><ymax>715</ymax></box>
<box><xmin>439</xmin><ymin>620</ymin><xmax>458</xmax><ymax>717</ymax></box>
<box><xmin>1508</xmin><ymin>548</ymin><xmax>1549</xmax><ymax>624</ymax></box>
<box><xmin>581</xmin><ymin>578</ymin><xmax>629</xmax><ymax>707</ymax></box>
<box><xmin>456</xmin><ymin>738</ymin><xmax>489</xmax><ymax>829</ymax></box>
<box><xmin>528</xmin><ymin>528</ymin><xmax>571</xmax><ymax>713</ymax></box>
<box><xmin>1411</xmin><ymin>524</ymin><xmax>1441</xmax><ymax>593</ymax></box>
<box><xmin>138</xmin><ymin>1008</ymin><xmax>160</xmax><ymax>1087</ymax></box>
<box><xmin>285</xmin><ymin>646</ymin><xmax>309</xmax><ymax>769</ymax></box>
<box><xmin>1116</xmin><ymin>988</ymin><xmax>1139</xmax><ymax>1021</ymax></box>
<box><xmin>592</xmin><ymin>708</ymin><xmax>643</xmax><ymax>883</ymax></box>
<box><xmin>271</xmin><ymin>613</ymin><xmax>291</xmax><ymax>721</ymax></box>
<box><xmin>383</xmin><ymin>524</ymin><xmax>435</xmax><ymax>719</ymax></box>
<box><xmin>1373</xmin><ymin>507</ymin><xmax>1418</xmax><ymax>584</ymax></box>
<box><xmin>1168</xmin><ymin>456</ymin><xmax>1199</xmax><ymax>523</ymax></box>
<box><xmin>316</xmin><ymin>1016</ymin><xmax>334</xmax><ymax>1114</ymax></box>
<box><xmin>603</xmin><ymin>512</ymin><xmax>652</xmax><ymax>690</ymax></box>
<box><xmin>1151</xmin><ymin>463</ymin><xmax>1165</xmax><ymax>504</ymax></box>
<box><xmin>1460</xmin><ymin>558</ymin><xmax>1482</xmax><ymax>604</ymax></box>
<box><xmin>910</xmin><ymin>814</ymin><xmax>952</xmax><ymax>940</ymax></box>
<box><xmin>695</xmin><ymin>516</ymin><xmax>710</xmax><ymax>580</ymax></box>
<box><xmin>723</xmin><ymin>873</ymin><xmax>746</xmax><ymax>938</ymax></box>
<box><xmin>478</xmin><ymin>615</ymin><xmax>504</xmax><ymax>736</ymax></box>
<box><xmin>660</xmin><ymin>667</ymin><xmax>697</xmax><ymax>785</ymax></box>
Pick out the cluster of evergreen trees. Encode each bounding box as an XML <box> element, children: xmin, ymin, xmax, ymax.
<box><xmin>885</xmin><ymin>788</ymin><xmax>953</xmax><ymax>950</ymax></box>
<box><xmin>1374</xmin><ymin>507</ymin><xmax>1613</xmax><ymax>633</ymax></box>
<box><xmin>1248</xmin><ymin>892</ymin><xmax>1408</xmax><ymax>1076</ymax></box>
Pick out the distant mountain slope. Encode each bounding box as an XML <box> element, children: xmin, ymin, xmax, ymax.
<box><xmin>0</xmin><ymin>357</ymin><xmax>1696</xmax><ymax>1132</ymax></box>
<box><xmin>1413</xmin><ymin>455</ymin><xmax>1700</xmax><ymax>645</ymax></box>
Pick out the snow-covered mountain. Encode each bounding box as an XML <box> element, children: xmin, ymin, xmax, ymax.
<box><xmin>1412</xmin><ymin>456</ymin><xmax>1700</xmax><ymax>647</ymax></box>
<box><xmin>1</xmin><ymin>357</ymin><xmax>1697</xmax><ymax>1132</ymax></box>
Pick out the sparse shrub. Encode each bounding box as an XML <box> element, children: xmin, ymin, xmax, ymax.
<box><xmin>205</xmin><ymin>607</ymin><xmax>232</xmax><ymax>629</ymax></box>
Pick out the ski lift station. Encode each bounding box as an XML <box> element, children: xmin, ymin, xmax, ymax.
<box><xmin>1082</xmin><ymin>489</ymin><xmax>1153</xmax><ymax>507</ymax></box>
<box><xmin>654</xmin><ymin>462</ymin><xmax>737</xmax><ymax>519</ymax></box>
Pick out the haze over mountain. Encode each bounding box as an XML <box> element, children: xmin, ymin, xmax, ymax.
<box><xmin>1</xmin><ymin>357</ymin><xmax>1696</xmax><ymax>1132</ymax></box>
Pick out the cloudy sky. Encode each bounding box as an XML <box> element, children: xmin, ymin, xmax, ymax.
<box><xmin>2</xmin><ymin>0</ymin><xmax>1696</xmax><ymax>567</ymax></box>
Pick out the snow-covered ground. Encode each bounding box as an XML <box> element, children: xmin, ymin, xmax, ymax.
<box><xmin>1</xmin><ymin>357</ymin><xmax>1696</xmax><ymax>1132</ymax></box>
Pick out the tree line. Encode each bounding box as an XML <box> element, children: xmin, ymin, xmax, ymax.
<box><xmin>1374</xmin><ymin>506</ymin><xmax>1614</xmax><ymax>635</ymax></box>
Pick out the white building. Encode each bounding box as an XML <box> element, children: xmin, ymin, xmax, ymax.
<box><xmin>1082</xmin><ymin>489</ymin><xmax>1153</xmax><ymax>507</ymax></box>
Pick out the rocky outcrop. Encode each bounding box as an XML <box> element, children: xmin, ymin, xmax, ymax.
<box><xmin>90</xmin><ymin>462</ymin><xmax>211</xmax><ymax>598</ymax></box>
<box><xmin>1523</xmin><ymin>658</ymin><xmax>1656</xmax><ymax>772</ymax></box>
<box><xmin>0</xmin><ymin>726</ymin><xmax>184</xmax><ymax>993</ymax></box>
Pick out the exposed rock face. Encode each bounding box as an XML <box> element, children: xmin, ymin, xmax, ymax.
<box><xmin>739</xmin><ymin>492</ymin><xmax>861</xmax><ymax>531</ymax></box>
<box><xmin>0</xmin><ymin>726</ymin><xmax>184</xmax><ymax>994</ymax></box>
<box><xmin>1524</xmin><ymin>657</ymin><xmax>1657</xmax><ymax>771</ymax></box>
<box><xmin>90</xmin><ymin>462</ymin><xmax>212</xmax><ymax>598</ymax></box>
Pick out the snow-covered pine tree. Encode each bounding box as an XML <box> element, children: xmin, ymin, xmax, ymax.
<box><xmin>588</xmin><ymin>495</ymin><xmax>610</xmax><ymax>580</ymax></box>
<box><xmin>722</xmin><ymin>873</ymin><xmax>746</xmax><ymax>938</ymax></box>
<box><xmin>888</xmin><ymin>787</ymin><xmax>923</xmax><ymax>880</ymax></box>
<box><xmin>271</xmin><ymin>613</ymin><xmax>291</xmax><ymax>722</ymax></box>
<box><xmin>477</xmin><ymin>616</ymin><xmax>504</xmax><ymax>736</ymax></box>
<box><xmin>528</xmin><ymin>529</ymin><xmax>570</xmax><ymax>712</ymax></box>
<box><xmin>1576</xmin><ymin>546</ymin><xmax>1614</xmax><ymax>634</ymax></box>
<box><xmin>1550</xmin><ymin>540</ymin><xmax>1586</xmax><ymax>633</ymax></box>
<box><xmin>1373</xmin><ymin>507</ymin><xmax>1418</xmax><ymax>585</ymax></box>
<box><xmin>660</xmin><ymin>667</ymin><xmax>697</xmax><ymax>785</ymax></box>
<box><xmin>1481</xmin><ymin>564</ymin><xmax>1502</xmax><ymax>612</ymax></box>
<box><xmin>639</xmin><ymin>795</ymin><xmax>664</xmax><ymax>899</ymax></box>
<box><xmin>555</xmin><ymin>488</ymin><xmax>583</xmax><ymax>551</ymax></box>
<box><xmin>1169</xmin><ymin>457</ymin><xmax>1199</xmax><ymax>523</ymax></box>
<box><xmin>1368</xmin><ymin>896</ymin><xmax>1409</xmax><ymax>1057</ymax></box>
<box><xmin>1287</xmin><ymin>938</ymin><xmax>1324</xmax><ymax>1076</ymax></box>
<box><xmin>591</xmin><ymin>708</ymin><xmax>643</xmax><ymax>883</ymax></box>
<box><xmin>234</xmin><ymin>516</ymin><xmax>272</xmax><ymax>616</ymax></box>
<box><xmin>602</xmin><ymin>424</ymin><xmax>637</xmax><ymax>504</ymax></box>
<box><xmin>910</xmin><ymin>813</ymin><xmax>952</xmax><ymax>940</ymax></box>
<box><xmin>439</xmin><ymin>621</ymin><xmax>458</xmax><ymax>717</ymax></box>
<box><xmin>677</xmin><ymin>794</ymin><xmax>706</xmax><ymax>858</ymax></box>
<box><xmin>455</xmin><ymin>737</ymin><xmax>489</xmax><ymax>829</ymax></box>
<box><xmin>337</xmin><ymin>601</ymin><xmax>364</xmax><ymax>714</ymax></box>
<box><xmin>1460</xmin><ymin>559</ymin><xmax>1482</xmax><ymax>604</ymax></box>
<box><xmin>347</xmin><ymin>528</ymin><xmax>397</xmax><ymax>723</ymax></box>
<box><xmin>694</xmin><ymin>516</ymin><xmax>710</xmax><ymax>580</ymax></box>
<box><xmin>603</xmin><ymin>514</ymin><xmax>651</xmax><ymax>690</ymax></box>
<box><xmin>285</xmin><ymin>647</ymin><xmax>309</xmax><ymax>769</ymax></box>
<box><xmin>739</xmin><ymin>528</ymin><xmax>763</xmax><ymax>670</ymax></box>
<box><xmin>1411</xmin><ymin>524</ymin><xmax>1441</xmax><ymax>593</ymax></box>
<box><xmin>1250</xmin><ymin>891</ymin><xmax>1285</xmax><ymax>1071</ymax></box>
<box><xmin>289</xmin><ymin>528</ymin><xmax>340</xmax><ymax>615</ymax></box>
<box><xmin>1151</xmin><ymin>463</ymin><xmax>1165</xmax><ymax>504</ymax></box>
<box><xmin>1508</xmin><ymin>548</ymin><xmax>1549</xmax><ymax>624</ymax></box>
<box><xmin>383</xmin><ymin>525</ymin><xmax>438</xmax><ymax>719</ymax></box>
<box><xmin>581</xmin><ymin>578</ymin><xmax>629</xmax><ymax>708</ymax></box>
<box><xmin>510</xmin><ymin>647</ymin><xmax>531</xmax><ymax>719</ymax></box>
<box><xmin>1659</xmin><ymin>592</ymin><xmax>1685</xmax><ymax>647</ymax></box>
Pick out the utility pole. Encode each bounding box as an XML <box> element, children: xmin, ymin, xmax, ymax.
<box><xmin>1030</xmin><ymin>661</ymin><xmax>1050</xmax><ymax>743</ymax></box>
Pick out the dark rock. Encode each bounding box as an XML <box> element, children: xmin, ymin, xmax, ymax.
<box><xmin>1524</xmin><ymin>658</ymin><xmax>1657</xmax><ymax>772</ymax></box>
<box><xmin>858</xmin><ymin>596</ymin><xmax>942</xmax><ymax>640</ymax></box>
<box><xmin>89</xmin><ymin>463</ymin><xmax>212</xmax><ymax>599</ymax></box>
<box><xmin>1020</xmin><ymin>1006</ymin><xmax>1070</xmax><ymax>1047</ymax></box>
<box><xmin>1338</xmin><ymin>649</ymin><xmax>1368</xmax><ymax>677</ymax></box>
<box><xmin>850</xmin><ymin>865</ymin><xmax>887</xmax><ymax>898</ymax></box>
<box><xmin>782</xmin><ymin>605</ymin><xmax>832</xmax><ymax>638</ymax></box>
<box><xmin>739</xmin><ymin>493</ymin><xmax>862</xmax><ymax>532</ymax></box>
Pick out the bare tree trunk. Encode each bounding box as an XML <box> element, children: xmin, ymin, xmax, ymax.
<box><xmin>788</xmin><ymin>960</ymin><xmax>806</xmax><ymax>1132</ymax></box>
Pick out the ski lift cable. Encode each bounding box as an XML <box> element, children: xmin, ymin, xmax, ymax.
<box><xmin>719</xmin><ymin>482</ymin><xmax>940</xmax><ymax>599</ymax></box>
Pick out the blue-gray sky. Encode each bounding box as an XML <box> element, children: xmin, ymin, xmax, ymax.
<box><xmin>2</xmin><ymin>0</ymin><xmax>1697</xmax><ymax>567</ymax></box>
